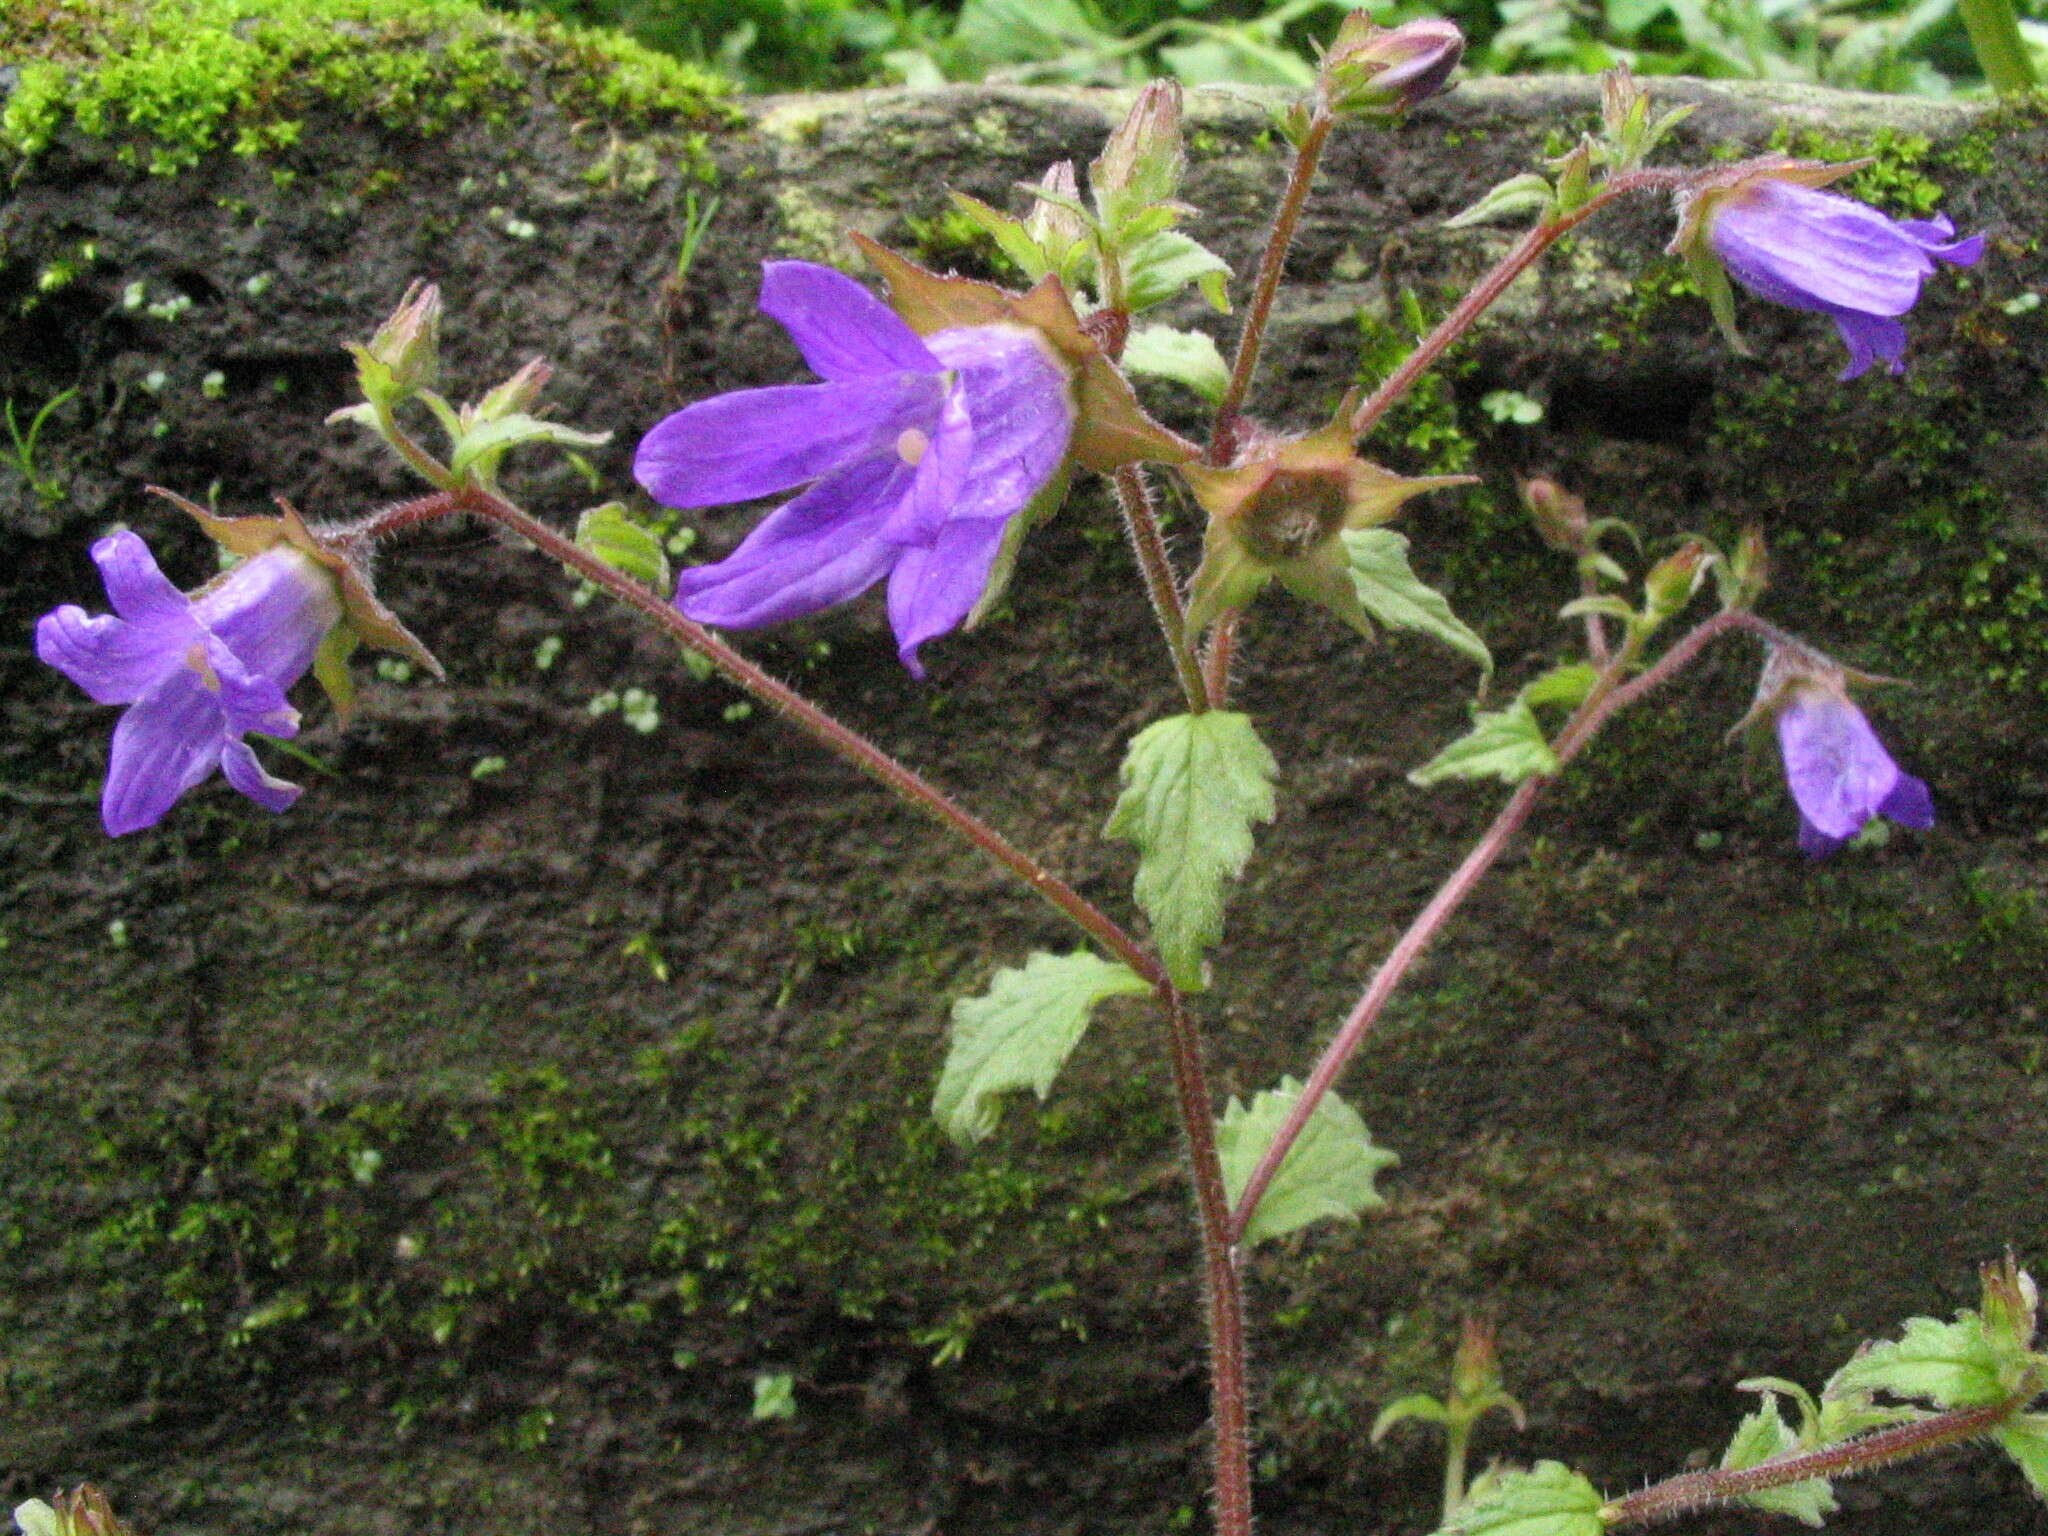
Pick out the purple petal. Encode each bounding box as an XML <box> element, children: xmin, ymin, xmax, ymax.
<box><xmin>218</xmin><ymin>738</ymin><xmax>304</xmax><ymax>814</ymax></box>
<box><xmin>878</xmin><ymin>386</ymin><xmax>975</xmax><ymax>545</ymax></box>
<box><xmin>1896</xmin><ymin>217</ymin><xmax>1985</xmax><ymax>267</ymax></box>
<box><xmin>1797</xmin><ymin>813</ymin><xmax>1845</xmax><ymax>860</ymax></box>
<box><xmin>201</xmin><ymin>634</ymin><xmax>300</xmax><ymax>739</ymax></box>
<box><xmin>759</xmin><ymin>261</ymin><xmax>939</xmax><ymax>380</ymax></box>
<box><xmin>1879</xmin><ymin>771</ymin><xmax>1935</xmax><ymax>831</ymax></box>
<box><xmin>92</xmin><ymin>531</ymin><xmax>191</xmax><ymax>624</ymax></box>
<box><xmin>635</xmin><ymin>375</ymin><xmax>942</xmax><ymax>509</ymax></box>
<box><xmin>35</xmin><ymin>602</ymin><xmax>191</xmax><ymax>705</ymax></box>
<box><xmin>673</xmin><ymin>459</ymin><xmax>908</xmax><ymax>629</ymax></box>
<box><xmin>195</xmin><ymin>547</ymin><xmax>343</xmax><ymax>683</ymax></box>
<box><xmin>101</xmin><ymin>670</ymin><xmax>227</xmax><ymax>836</ymax></box>
<box><xmin>926</xmin><ymin>326</ymin><xmax>1075</xmax><ymax>521</ymax></box>
<box><xmin>885</xmin><ymin>514</ymin><xmax>1012</xmax><ymax>676</ymax></box>
<box><xmin>1775</xmin><ymin>689</ymin><xmax>1904</xmax><ymax>843</ymax></box>
<box><xmin>1831</xmin><ymin>312</ymin><xmax>1908</xmax><ymax>381</ymax></box>
<box><xmin>1711</xmin><ymin>182</ymin><xmax>1932</xmax><ymax>318</ymax></box>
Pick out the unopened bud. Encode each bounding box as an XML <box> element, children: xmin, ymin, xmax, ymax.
<box><xmin>1091</xmin><ymin>80</ymin><xmax>1185</xmax><ymax>230</ymax></box>
<box><xmin>1981</xmin><ymin>1252</ymin><xmax>2038</xmax><ymax>1353</ymax></box>
<box><xmin>1450</xmin><ymin>1316</ymin><xmax>1503</xmax><ymax>1405</ymax></box>
<box><xmin>16</xmin><ymin>1486</ymin><xmax>138</xmax><ymax>1536</ymax></box>
<box><xmin>475</xmin><ymin>358</ymin><xmax>552</xmax><ymax>422</ymax></box>
<box><xmin>1600</xmin><ymin>64</ymin><xmax>1645</xmax><ymax>144</ymax></box>
<box><xmin>1026</xmin><ymin>160</ymin><xmax>1087</xmax><ymax>267</ymax></box>
<box><xmin>1644</xmin><ymin>538</ymin><xmax>1712</xmax><ymax>619</ymax></box>
<box><xmin>1519</xmin><ymin>476</ymin><xmax>1589</xmax><ymax>553</ymax></box>
<box><xmin>1323</xmin><ymin>14</ymin><xmax>1464</xmax><ymax>117</ymax></box>
<box><xmin>353</xmin><ymin>280</ymin><xmax>441</xmax><ymax>405</ymax></box>
<box><xmin>1728</xmin><ymin>524</ymin><xmax>1769</xmax><ymax>608</ymax></box>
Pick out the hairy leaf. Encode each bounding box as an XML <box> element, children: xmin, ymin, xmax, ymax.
<box><xmin>1123</xmin><ymin>324</ymin><xmax>1230</xmax><ymax>403</ymax></box>
<box><xmin>1994</xmin><ymin>1415</ymin><xmax>2048</xmax><ymax>1500</ymax></box>
<box><xmin>1409</xmin><ymin>699</ymin><xmax>1556</xmax><ymax>787</ymax></box>
<box><xmin>1217</xmin><ymin>1076</ymin><xmax>1396</xmax><ymax>1248</ymax></box>
<box><xmin>933</xmin><ymin>951</ymin><xmax>1151</xmax><ymax>1143</ymax></box>
<box><xmin>575</xmin><ymin>503</ymin><xmax>671</xmax><ymax>594</ymax></box>
<box><xmin>1722</xmin><ymin>1400</ymin><xmax>1836</xmax><ymax>1527</ymax></box>
<box><xmin>1824</xmin><ymin>1314</ymin><xmax>2007</xmax><ymax>1409</ymax></box>
<box><xmin>1105</xmin><ymin>711</ymin><xmax>1277</xmax><ymax>989</ymax></box>
<box><xmin>1438</xmin><ymin>1461</ymin><xmax>1605</xmax><ymax>1536</ymax></box>
<box><xmin>1343</xmin><ymin>528</ymin><xmax>1491</xmax><ymax>680</ymax></box>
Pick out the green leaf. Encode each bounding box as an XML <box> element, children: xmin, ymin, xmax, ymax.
<box><xmin>1371</xmin><ymin>1392</ymin><xmax>1449</xmax><ymax>1442</ymax></box>
<box><xmin>1439</xmin><ymin>1461</ymin><xmax>1605</xmax><ymax>1536</ymax></box>
<box><xmin>1519</xmin><ymin>661</ymin><xmax>1600</xmax><ymax>711</ymax></box>
<box><xmin>751</xmin><ymin>1370</ymin><xmax>797</xmax><ymax>1421</ymax></box>
<box><xmin>449</xmin><ymin>412</ymin><xmax>610</xmax><ymax>480</ymax></box>
<box><xmin>1104</xmin><ymin>712</ymin><xmax>1277</xmax><ymax>989</ymax></box>
<box><xmin>1123</xmin><ymin>230</ymin><xmax>1233</xmax><ymax>314</ymax></box>
<box><xmin>1824</xmin><ymin>1314</ymin><xmax>2007</xmax><ymax>1409</ymax></box>
<box><xmin>1342</xmin><ymin>529</ymin><xmax>1491</xmax><ymax>681</ymax></box>
<box><xmin>1122</xmin><ymin>324</ymin><xmax>1230</xmax><ymax>403</ymax></box>
<box><xmin>1443</xmin><ymin>172</ymin><xmax>1554</xmax><ymax>230</ymax></box>
<box><xmin>14</xmin><ymin>1501</ymin><xmax>61</xmax><ymax>1536</ymax></box>
<box><xmin>1409</xmin><ymin>699</ymin><xmax>1556</xmax><ymax>788</ymax></box>
<box><xmin>575</xmin><ymin>503</ymin><xmax>671</xmax><ymax>594</ymax></box>
<box><xmin>932</xmin><ymin>951</ymin><xmax>1151</xmax><ymax>1143</ymax></box>
<box><xmin>1721</xmin><ymin>1400</ymin><xmax>1836</xmax><ymax>1527</ymax></box>
<box><xmin>950</xmin><ymin>191</ymin><xmax>1050</xmax><ymax>280</ymax></box>
<box><xmin>1217</xmin><ymin>1076</ymin><xmax>1397</xmax><ymax>1248</ymax></box>
<box><xmin>1994</xmin><ymin>1414</ymin><xmax>2048</xmax><ymax>1500</ymax></box>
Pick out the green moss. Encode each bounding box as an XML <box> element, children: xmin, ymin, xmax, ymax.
<box><xmin>1</xmin><ymin>0</ymin><xmax>735</xmax><ymax>177</ymax></box>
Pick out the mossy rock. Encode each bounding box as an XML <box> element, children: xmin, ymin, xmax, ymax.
<box><xmin>3</xmin><ymin>29</ymin><xmax>2047</xmax><ymax>1536</ymax></box>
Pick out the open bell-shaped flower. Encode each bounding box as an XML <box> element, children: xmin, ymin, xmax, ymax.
<box><xmin>1182</xmin><ymin>404</ymin><xmax>1473</xmax><ymax>637</ymax></box>
<box><xmin>1741</xmin><ymin>643</ymin><xmax>1934</xmax><ymax>857</ymax></box>
<box><xmin>1670</xmin><ymin>156</ymin><xmax>1984</xmax><ymax>381</ymax></box>
<box><xmin>636</xmin><ymin>248</ymin><xmax>1192</xmax><ymax>676</ymax></box>
<box><xmin>35</xmin><ymin>493</ymin><xmax>440</xmax><ymax>836</ymax></box>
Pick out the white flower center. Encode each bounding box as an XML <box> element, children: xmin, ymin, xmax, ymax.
<box><xmin>895</xmin><ymin>428</ymin><xmax>930</xmax><ymax>467</ymax></box>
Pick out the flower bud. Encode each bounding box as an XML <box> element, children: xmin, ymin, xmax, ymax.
<box><xmin>1726</xmin><ymin>524</ymin><xmax>1769</xmax><ymax>608</ymax></box>
<box><xmin>1450</xmin><ymin>1316</ymin><xmax>1503</xmax><ymax>1406</ymax></box>
<box><xmin>1643</xmin><ymin>537</ymin><xmax>1712</xmax><ymax>620</ymax></box>
<box><xmin>1519</xmin><ymin>476</ymin><xmax>1588</xmax><ymax>554</ymax></box>
<box><xmin>1981</xmin><ymin>1253</ymin><xmax>2038</xmax><ymax>1354</ymax></box>
<box><xmin>14</xmin><ymin>1487</ymin><xmax>137</xmax><ymax>1536</ymax></box>
<box><xmin>474</xmin><ymin>358</ymin><xmax>553</xmax><ymax>422</ymax></box>
<box><xmin>1091</xmin><ymin>80</ymin><xmax>1185</xmax><ymax>231</ymax></box>
<box><xmin>1025</xmin><ymin>160</ymin><xmax>1088</xmax><ymax>272</ymax></box>
<box><xmin>350</xmin><ymin>280</ymin><xmax>441</xmax><ymax>408</ymax></box>
<box><xmin>1322</xmin><ymin>14</ymin><xmax>1463</xmax><ymax>117</ymax></box>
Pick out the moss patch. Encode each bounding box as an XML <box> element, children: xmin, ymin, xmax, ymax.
<box><xmin>1</xmin><ymin>0</ymin><xmax>736</xmax><ymax>176</ymax></box>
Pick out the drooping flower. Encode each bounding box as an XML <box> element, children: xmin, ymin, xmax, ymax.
<box><xmin>1321</xmin><ymin>14</ymin><xmax>1464</xmax><ymax>117</ymax></box>
<box><xmin>638</xmin><ymin>260</ymin><xmax>1083</xmax><ymax>676</ymax></box>
<box><xmin>37</xmin><ymin>532</ymin><xmax>344</xmax><ymax>835</ymax></box>
<box><xmin>1671</xmin><ymin>157</ymin><xmax>1984</xmax><ymax>381</ymax></box>
<box><xmin>35</xmin><ymin>494</ymin><xmax>440</xmax><ymax>837</ymax></box>
<box><xmin>1748</xmin><ymin>647</ymin><xmax>1933</xmax><ymax>857</ymax></box>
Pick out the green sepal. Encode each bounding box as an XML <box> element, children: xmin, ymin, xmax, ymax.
<box><xmin>1343</xmin><ymin>528</ymin><xmax>1491</xmax><ymax>683</ymax></box>
<box><xmin>1442</xmin><ymin>1461</ymin><xmax>1605</xmax><ymax>1536</ymax></box>
<box><xmin>950</xmin><ymin>191</ymin><xmax>1053</xmax><ymax>281</ymax></box>
<box><xmin>1104</xmin><ymin>711</ymin><xmax>1278</xmax><ymax>990</ymax></box>
<box><xmin>1371</xmin><ymin>1393</ymin><xmax>1450</xmax><ymax>1442</ymax></box>
<box><xmin>1683</xmin><ymin>244</ymin><xmax>1748</xmax><ymax>357</ymax></box>
<box><xmin>1122</xmin><ymin>324</ymin><xmax>1230</xmax><ymax>403</ymax></box>
<box><xmin>932</xmin><ymin>950</ymin><xmax>1152</xmax><ymax>1143</ymax></box>
<box><xmin>1217</xmin><ymin>1076</ymin><xmax>1397</xmax><ymax>1248</ymax></box>
<box><xmin>1183</xmin><ymin>533</ymin><xmax>1274</xmax><ymax>639</ymax></box>
<box><xmin>311</xmin><ymin>624</ymin><xmax>362</xmax><ymax>723</ymax></box>
<box><xmin>967</xmin><ymin>463</ymin><xmax>1071</xmax><ymax>629</ymax></box>
<box><xmin>574</xmin><ymin>503</ymin><xmax>671</xmax><ymax>595</ymax></box>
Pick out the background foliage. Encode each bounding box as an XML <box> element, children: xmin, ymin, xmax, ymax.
<box><xmin>493</xmin><ymin>0</ymin><xmax>2048</xmax><ymax>94</ymax></box>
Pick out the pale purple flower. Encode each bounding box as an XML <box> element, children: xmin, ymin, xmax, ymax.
<box><xmin>635</xmin><ymin>261</ymin><xmax>1074</xmax><ymax>676</ymax></box>
<box><xmin>1706</xmin><ymin>178</ymin><xmax>1984</xmax><ymax>381</ymax></box>
<box><xmin>36</xmin><ymin>532</ymin><xmax>343</xmax><ymax>835</ymax></box>
<box><xmin>1774</xmin><ymin>682</ymin><xmax>1934</xmax><ymax>857</ymax></box>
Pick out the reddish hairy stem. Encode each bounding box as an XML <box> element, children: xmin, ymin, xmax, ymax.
<box><xmin>1211</xmin><ymin>108</ymin><xmax>1337</xmax><ymax>462</ymax></box>
<box><xmin>1111</xmin><ymin>464</ymin><xmax>1209</xmax><ymax>713</ymax></box>
<box><xmin>1349</xmin><ymin>172</ymin><xmax>1678</xmax><ymax>442</ymax></box>
<box><xmin>1225</xmin><ymin>605</ymin><xmax>1769</xmax><ymax>1242</ymax></box>
<box><xmin>456</xmin><ymin>486</ymin><xmax>1167</xmax><ymax>986</ymax></box>
<box><xmin>1202</xmin><ymin>612</ymin><xmax>1240</xmax><ymax>708</ymax></box>
<box><xmin>1603</xmin><ymin>1392</ymin><xmax>2032</xmax><ymax>1528</ymax></box>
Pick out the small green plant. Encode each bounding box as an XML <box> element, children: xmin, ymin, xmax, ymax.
<box><xmin>4</xmin><ymin>386</ymin><xmax>78</xmax><ymax>505</ymax></box>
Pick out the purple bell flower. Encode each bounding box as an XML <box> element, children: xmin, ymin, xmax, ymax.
<box><xmin>1773</xmin><ymin>681</ymin><xmax>1934</xmax><ymax>857</ymax></box>
<box><xmin>36</xmin><ymin>532</ymin><xmax>343</xmax><ymax>835</ymax></box>
<box><xmin>1697</xmin><ymin>174</ymin><xmax>1984</xmax><ymax>380</ymax></box>
<box><xmin>635</xmin><ymin>261</ymin><xmax>1075</xmax><ymax>676</ymax></box>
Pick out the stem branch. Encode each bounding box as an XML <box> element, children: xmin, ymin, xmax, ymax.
<box><xmin>1112</xmin><ymin>464</ymin><xmax>1210</xmax><ymax>713</ymax></box>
